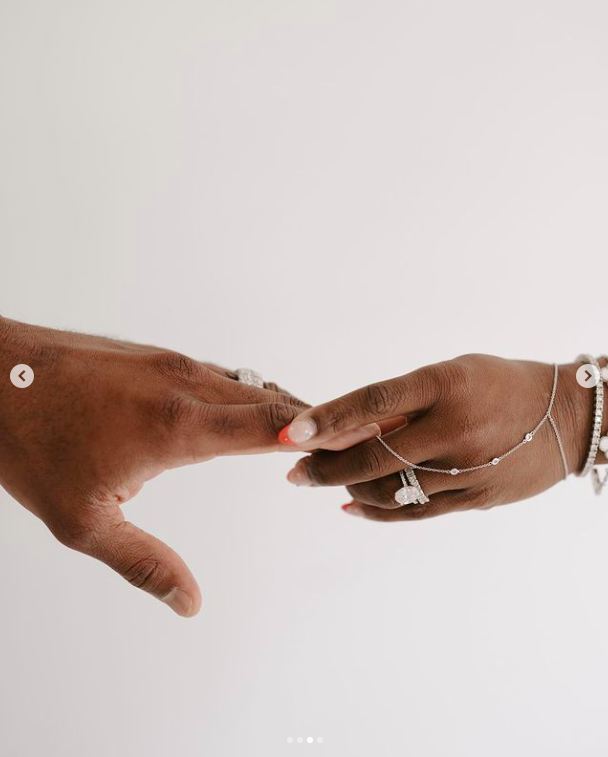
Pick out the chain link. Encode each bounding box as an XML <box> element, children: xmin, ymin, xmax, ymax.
<box><xmin>376</xmin><ymin>363</ymin><xmax>568</xmax><ymax>478</ymax></box>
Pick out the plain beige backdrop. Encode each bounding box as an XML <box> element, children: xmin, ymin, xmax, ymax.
<box><xmin>1</xmin><ymin>1</ymin><xmax>608</xmax><ymax>755</ymax></box>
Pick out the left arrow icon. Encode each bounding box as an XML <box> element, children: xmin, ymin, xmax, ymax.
<box><xmin>10</xmin><ymin>364</ymin><xmax>35</xmax><ymax>388</ymax></box>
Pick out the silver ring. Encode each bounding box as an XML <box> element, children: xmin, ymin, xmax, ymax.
<box><xmin>404</xmin><ymin>466</ymin><xmax>429</xmax><ymax>504</ymax></box>
<box><xmin>235</xmin><ymin>368</ymin><xmax>264</xmax><ymax>388</ymax></box>
<box><xmin>394</xmin><ymin>467</ymin><xmax>429</xmax><ymax>506</ymax></box>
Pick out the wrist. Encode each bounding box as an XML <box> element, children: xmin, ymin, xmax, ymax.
<box><xmin>557</xmin><ymin>363</ymin><xmax>592</xmax><ymax>475</ymax></box>
<box><xmin>557</xmin><ymin>362</ymin><xmax>607</xmax><ymax>475</ymax></box>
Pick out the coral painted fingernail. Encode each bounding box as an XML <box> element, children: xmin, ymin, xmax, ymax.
<box><xmin>278</xmin><ymin>426</ymin><xmax>294</xmax><ymax>445</ymax></box>
<box><xmin>342</xmin><ymin>503</ymin><xmax>364</xmax><ymax>517</ymax></box>
<box><xmin>278</xmin><ymin>419</ymin><xmax>317</xmax><ymax>445</ymax></box>
<box><xmin>287</xmin><ymin>464</ymin><xmax>312</xmax><ymax>486</ymax></box>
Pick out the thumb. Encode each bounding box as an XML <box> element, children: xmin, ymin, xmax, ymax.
<box><xmin>88</xmin><ymin>518</ymin><xmax>202</xmax><ymax>618</ymax></box>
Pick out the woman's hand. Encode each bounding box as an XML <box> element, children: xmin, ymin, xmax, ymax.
<box><xmin>0</xmin><ymin>317</ymin><xmax>307</xmax><ymax>616</ymax></box>
<box><xmin>281</xmin><ymin>355</ymin><xmax>605</xmax><ymax>521</ymax></box>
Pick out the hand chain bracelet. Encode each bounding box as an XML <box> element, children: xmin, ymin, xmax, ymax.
<box><xmin>376</xmin><ymin>363</ymin><xmax>569</xmax><ymax>484</ymax></box>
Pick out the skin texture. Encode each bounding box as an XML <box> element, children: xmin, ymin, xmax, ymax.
<box><xmin>0</xmin><ymin>317</ymin><xmax>311</xmax><ymax>617</ymax></box>
<box><xmin>282</xmin><ymin>355</ymin><xmax>608</xmax><ymax>521</ymax></box>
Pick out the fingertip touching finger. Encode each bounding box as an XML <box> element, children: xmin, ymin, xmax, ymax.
<box><xmin>277</xmin><ymin>365</ymin><xmax>444</xmax><ymax>448</ymax></box>
<box><xmin>286</xmin><ymin>419</ymin><xmax>443</xmax><ymax>488</ymax></box>
<box><xmin>205</xmin><ymin>401</ymin><xmax>306</xmax><ymax>455</ymax></box>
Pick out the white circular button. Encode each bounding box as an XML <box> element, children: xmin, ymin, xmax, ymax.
<box><xmin>10</xmin><ymin>364</ymin><xmax>34</xmax><ymax>388</ymax></box>
<box><xmin>576</xmin><ymin>363</ymin><xmax>600</xmax><ymax>388</ymax></box>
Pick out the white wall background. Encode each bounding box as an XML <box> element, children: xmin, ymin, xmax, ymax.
<box><xmin>1</xmin><ymin>1</ymin><xmax>607</xmax><ymax>755</ymax></box>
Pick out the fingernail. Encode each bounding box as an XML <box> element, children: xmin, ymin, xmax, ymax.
<box><xmin>363</xmin><ymin>422</ymin><xmax>382</xmax><ymax>437</ymax></box>
<box><xmin>279</xmin><ymin>419</ymin><xmax>317</xmax><ymax>445</ymax></box>
<box><xmin>287</xmin><ymin>464</ymin><xmax>312</xmax><ymax>486</ymax></box>
<box><xmin>278</xmin><ymin>426</ymin><xmax>294</xmax><ymax>445</ymax></box>
<box><xmin>333</xmin><ymin>423</ymin><xmax>381</xmax><ymax>444</ymax></box>
<box><xmin>161</xmin><ymin>587</ymin><xmax>194</xmax><ymax>617</ymax></box>
<box><xmin>342</xmin><ymin>503</ymin><xmax>364</xmax><ymax>517</ymax></box>
<box><xmin>324</xmin><ymin>422</ymin><xmax>382</xmax><ymax>450</ymax></box>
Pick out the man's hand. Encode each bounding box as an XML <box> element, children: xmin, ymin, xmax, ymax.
<box><xmin>0</xmin><ymin>317</ymin><xmax>307</xmax><ymax>616</ymax></box>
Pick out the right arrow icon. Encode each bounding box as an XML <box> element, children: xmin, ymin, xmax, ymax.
<box><xmin>577</xmin><ymin>363</ymin><xmax>600</xmax><ymax>389</ymax></box>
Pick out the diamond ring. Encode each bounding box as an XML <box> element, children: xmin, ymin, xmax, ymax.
<box><xmin>394</xmin><ymin>467</ymin><xmax>429</xmax><ymax>505</ymax></box>
<box><xmin>235</xmin><ymin>368</ymin><xmax>265</xmax><ymax>388</ymax></box>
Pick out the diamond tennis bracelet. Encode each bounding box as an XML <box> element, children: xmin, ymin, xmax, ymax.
<box><xmin>578</xmin><ymin>354</ymin><xmax>605</xmax><ymax>478</ymax></box>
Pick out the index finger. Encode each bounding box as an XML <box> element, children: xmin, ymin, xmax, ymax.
<box><xmin>287</xmin><ymin>417</ymin><xmax>443</xmax><ymax>487</ymax></box>
<box><xmin>278</xmin><ymin>363</ymin><xmax>446</xmax><ymax>447</ymax></box>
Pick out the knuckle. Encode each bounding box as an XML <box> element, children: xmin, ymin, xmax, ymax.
<box><xmin>206</xmin><ymin>406</ymin><xmax>241</xmax><ymax>437</ymax></box>
<box><xmin>122</xmin><ymin>556</ymin><xmax>163</xmax><ymax>591</ymax></box>
<box><xmin>152</xmin><ymin>351</ymin><xmax>201</xmax><ymax>383</ymax></box>
<box><xmin>281</xmin><ymin>394</ymin><xmax>309</xmax><ymax>412</ymax></box>
<box><xmin>304</xmin><ymin>455</ymin><xmax>329</xmax><ymax>486</ymax></box>
<box><xmin>317</xmin><ymin>396</ymin><xmax>372</xmax><ymax>436</ymax></box>
<box><xmin>326</xmin><ymin>414</ymin><xmax>347</xmax><ymax>436</ymax></box>
<box><xmin>358</xmin><ymin>443</ymin><xmax>387</xmax><ymax>480</ymax></box>
<box><xmin>432</xmin><ymin>358</ymin><xmax>474</xmax><ymax>405</ymax></box>
<box><xmin>155</xmin><ymin>393</ymin><xmax>196</xmax><ymax>429</ymax></box>
<box><xmin>361</xmin><ymin>383</ymin><xmax>393</xmax><ymax>417</ymax></box>
<box><xmin>321</xmin><ymin>402</ymin><xmax>350</xmax><ymax>435</ymax></box>
<box><xmin>265</xmin><ymin>402</ymin><xmax>298</xmax><ymax>435</ymax></box>
<box><xmin>450</xmin><ymin>355</ymin><xmax>482</xmax><ymax>395</ymax></box>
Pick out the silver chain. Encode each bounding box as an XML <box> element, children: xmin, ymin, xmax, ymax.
<box><xmin>376</xmin><ymin>363</ymin><xmax>569</xmax><ymax>479</ymax></box>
